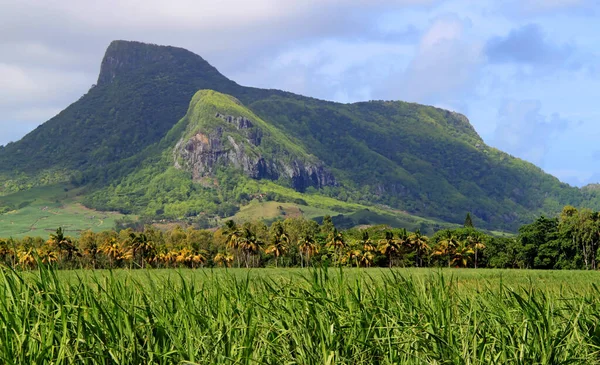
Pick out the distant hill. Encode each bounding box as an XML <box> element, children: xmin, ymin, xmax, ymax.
<box><xmin>1</xmin><ymin>40</ymin><xmax>599</xmax><ymax>231</ymax></box>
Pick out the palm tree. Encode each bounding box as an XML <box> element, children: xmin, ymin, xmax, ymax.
<box><xmin>17</xmin><ymin>249</ymin><xmax>36</xmax><ymax>269</ymax></box>
<box><xmin>466</xmin><ymin>233</ymin><xmax>486</xmax><ymax>269</ymax></box>
<box><xmin>0</xmin><ymin>239</ymin><xmax>15</xmax><ymax>267</ymax></box>
<box><xmin>161</xmin><ymin>249</ymin><xmax>179</xmax><ymax>268</ymax></box>
<box><xmin>433</xmin><ymin>230</ymin><xmax>460</xmax><ymax>267</ymax></box>
<box><xmin>191</xmin><ymin>250</ymin><xmax>208</xmax><ymax>268</ymax></box>
<box><xmin>452</xmin><ymin>240</ymin><xmax>474</xmax><ymax>268</ymax></box>
<box><xmin>0</xmin><ymin>240</ymin><xmax>13</xmax><ymax>266</ymax></box>
<box><xmin>175</xmin><ymin>248</ymin><xmax>192</xmax><ymax>267</ymax></box>
<box><xmin>346</xmin><ymin>248</ymin><xmax>362</xmax><ymax>267</ymax></box>
<box><xmin>156</xmin><ymin>250</ymin><xmax>176</xmax><ymax>268</ymax></box>
<box><xmin>299</xmin><ymin>234</ymin><xmax>318</xmax><ymax>268</ymax></box>
<box><xmin>224</xmin><ymin>220</ymin><xmax>242</xmax><ymax>268</ymax></box>
<box><xmin>378</xmin><ymin>231</ymin><xmax>399</xmax><ymax>268</ymax></box>
<box><xmin>37</xmin><ymin>246</ymin><xmax>58</xmax><ymax>265</ymax></box>
<box><xmin>239</xmin><ymin>227</ymin><xmax>264</xmax><ymax>268</ymax></box>
<box><xmin>326</xmin><ymin>228</ymin><xmax>346</xmax><ymax>266</ymax></box>
<box><xmin>408</xmin><ymin>229</ymin><xmax>430</xmax><ymax>267</ymax></box>
<box><xmin>396</xmin><ymin>229</ymin><xmax>410</xmax><ymax>266</ymax></box>
<box><xmin>265</xmin><ymin>222</ymin><xmax>289</xmax><ymax>267</ymax></box>
<box><xmin>81</xmin><ymin>231</ymin><xmax>100</xmax><ymax>269</ymax></box>
<box><xmin>214</xmin><ymin>252</ymin><xmax>234</xmax><ymax>267</ymax></box>
<box><xmin>360</xmin><ymin>231</ymin><xmax>376</xmax><ymax>252</ymax></box>
<box><xmin>48</xmin><ymin>227</ymin><xmax>66</xmax><ymax>245</ymax></box>
<box><xmin>360</xmin><ymin>251</ymin><xmax>375</xmax><ymax>268</ymax></box>
<box><xmin>175</xmin><ymin>248</ymin><xmax>208</xmax><ymax>268</ymax></box>
<box><xmin>101</xmin><ymin>238</ymin><xmax>123</xmax><ymax>268</ymax></box>
<box><xmin>48</xmin><ymin>227</ymin><xmax>80</xmax><ymax>266</ymax></box>
<box><xmin>128</xmin><ymin>232</ymin><xmax>156</xmax><ymax>269</ymax></box>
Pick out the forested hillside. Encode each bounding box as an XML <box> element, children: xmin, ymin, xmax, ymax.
<box><xmin>1</xmin><ymin>40</ymin><xmax>599</xmax><ymax>231</ymax></box>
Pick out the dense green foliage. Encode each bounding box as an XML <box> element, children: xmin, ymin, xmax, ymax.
<box><xmin>2</xmin><ymin>266</ymin><xmax>600</xmax><ymax>364</ymax></box>
<box><xmin>2</xmin><ymin>40</ymin><xmax>600</xmax><ymax>231</ymax></box>
<box><xmin>82</xmin><ymin>90</ymin><xmax>325</xmax><ymax>220</ymax></box>
<box><xmin>247</xmin><ymin>96</ymin><xmax>596</xmax><ymax>229</ymax></box>
<box><xmin>3</xmin><ymin>206</ymin><xmax>600</xmax><ymax>271</ymax></box>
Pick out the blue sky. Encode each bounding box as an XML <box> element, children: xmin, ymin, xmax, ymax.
<box><xmin>1</xmin><ymin>0</ymin><xmax>599</xmax><ymax>186</ymax></box>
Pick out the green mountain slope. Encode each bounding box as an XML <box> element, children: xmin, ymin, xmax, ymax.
<box><xmin>1</xmin><ymin>40</ymin><xmax>599</xmax><ymax>231</ymax></box>
<box><xmin>82</xmin><ymin>90</ymin><xmax>337</xmax><ymax>219</ymax></box>
<box><xmin>246</xmin><ymin>96</ymin><xmax>595</xmax><ymax>228</ymax></box>
<box><xmin>0</xmin><ymin>41</ymin><xmax>237</xmax><ymax>175</ymax></box>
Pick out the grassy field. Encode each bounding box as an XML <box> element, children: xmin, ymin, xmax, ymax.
<box><xmin>0</xmin><ymin>182</ymin><xmax>458</xmax><ymax>239</ymax></box>
<box><xmin>0</xmin><ymin>185</ymin><xmax>127</xmax><ymax>238</ymax></box>
<box><xmin>229</xmin><ymin>200</ymin><xmax>338</xmax><ymax>223</ymax></box>
<box><xmin>2</xmin><ymin>267</ymin><xmax>600</xmax><ymax>364</ymax></box>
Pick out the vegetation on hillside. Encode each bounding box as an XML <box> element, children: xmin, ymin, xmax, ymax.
<box><xmin>0</xmin><ymin>185</ymin><xmax>127</xmax><ymax>238</ymax></box>
<box><xmin>2</xmin><ymin>40</ymin><xmax>600</xmax><ymax>232</ymax></box>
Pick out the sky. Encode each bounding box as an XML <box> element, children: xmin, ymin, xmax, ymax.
<box><xmin>1</xmin><ymin>0</ymin><xmax>599</xmax><ymax>186</ymax></box>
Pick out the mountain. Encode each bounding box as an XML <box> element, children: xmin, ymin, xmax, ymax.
<box><xmin>1</xmin><ymin>40</ymin><xmax>599</xmax><ymax>232</ymax></box>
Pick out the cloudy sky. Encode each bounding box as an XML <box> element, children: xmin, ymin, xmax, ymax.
<box><xmin>1</xmin><ymin>0</ymin><xmax>599</xmax><ymax>186</ymax></box>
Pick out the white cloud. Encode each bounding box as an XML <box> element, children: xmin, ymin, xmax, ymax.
<box><xmin>232</xmin><ymin>39</ymin><xmax>412</xmax><ymax>102</ymax></box>
<box><xmin>522</xmin><ymin>0</ymin><xmax>585</xmax><ymax>12</ymax></box>
<box><xmin>492</xmin><ymin>99</ymin><xmax>570</xmax><ymax>166</ymax></box>
<box><xmin>0</xmin><ymin>0</ymin><xmax>438</xmax><ymax>146</ymax></box>
<box><xmin>1</xmin><ymin>0</ymin><xmax>436</xmax><ymax>38</ymax></box>
<box><xmin>546</xmin><ymin>168</ymin><xmax>594</xmax><ymax>187</ymax></box>
<box><xmin>499</xmin><ymin>0</ymin><xmax>597</xmax><ymax>17</ymax></box>
<box><xmin>0</xmin><ymin>0</ymin><xmax>599</xmax><ymax>188</ymax></box>
<box><xmin>374</xmin><ymin>14</ymin><xmax>484</xmax><ymax>108</ymax></box>
<box><xmin>0</xmin><ymin>63</ymin><xmax>91</xmax><ymax>107</ymax></box>
<box><xmin>420</xmin><ymin>17</ymin><xmax>464</xmax><ymax>48</ymax></box>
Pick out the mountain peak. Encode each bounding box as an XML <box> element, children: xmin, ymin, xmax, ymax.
<box><xmin>97</xmin><ymin>40</ymin><xmax>228</xmax><ymax>86</ymax></box>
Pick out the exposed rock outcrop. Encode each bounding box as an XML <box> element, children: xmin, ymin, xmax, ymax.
<box><xmin>173</xmin><ymin>114</ymin><xmax>335</xmax><ymax>192</ymax></box>
<box><xmin>215</xmin><ymin>113</ymin><xmax>262</xmax><ymax>145</ymax></box>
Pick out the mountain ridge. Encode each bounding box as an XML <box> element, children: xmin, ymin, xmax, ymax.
<box><xmin>1</xmin><ymin>40</ymin><xmax>598</xmax><ymax>231</ymax></box>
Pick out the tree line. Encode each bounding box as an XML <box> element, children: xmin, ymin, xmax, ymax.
<box><xmin>1</xmin><ymin>207</ymin><xmax>599</xmax><ymax>270</ymax></box>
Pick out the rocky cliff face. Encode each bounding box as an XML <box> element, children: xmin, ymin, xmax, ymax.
<box><xmin>174</xmin><ymin>113</ymin><xmax>336</xmax><ymax>192</ymax></box>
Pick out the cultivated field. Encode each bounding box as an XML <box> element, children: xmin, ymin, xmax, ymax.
<box><xmin>1</xmin><ymin>267</ymin><xmax>599</xmax><ymax>364</ymax></box>
<box><xmin>0</xmin><ymin>185</ymin><xmax>128</xmax><ymax>238</ymax></box>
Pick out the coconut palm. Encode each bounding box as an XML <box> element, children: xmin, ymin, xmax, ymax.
<box><xmin>433</xmin><ymin>230</ymin><xmax>460</xmax><ymax>267</ymax></box>
<box><xmin>360</xmin><ymin>250</ymin><xmax>375</xmax><ymax>268</ymax></box>
<box><xmin>101</xmin><ymin>238</ymin><xmax>123</xmax><ymax>268</ymax></box>
<box><xmin>346</xmin><ymin>248</ymin><xmax>362</xmax><ymax>267</ymax></box>
<box><xmin>452</xmin><ymin>240</ymin><xmax>474</xmax><ymax>268</ymax></box>
<box><xmin>190</xmin><ymin>250</ymin><xmax>208</xmax><ymax>268</ymax></box>
<box><xmin>379</xmin><ymin>231</ymin><xmax>400</xmax><ymax>268</ymax></box>
<box><xmin>466</xmin><ymin>233</ymin><xmax>486</xmax><ymax>269</ymax></box>
<box><xmin>37</xmin><ymin>246</ymin><xmax>58</xmax><ymax>265</ymax></box>
<box><xmin>360</xmin><ymin>231</ymin><xmax>376</xmax><ymax>252</ymax></box>
<box><xmin>224</xmin><ymin>220</ymin><xmax>242</xmax><ymax>267</ymax></box>
<box><xmin>238</xmin><ymin>227</ymin><xmax>264</xmax><ymax>268</ymax></box>
<box><xmin>128</xmin><ymin>232</ymin><xmax>156</xmax><ymax>269</ymax></box>
<box><xmin>326</xmin><ymin>228</ymin><xmax>346</xmax><ymax>266</ymax></box>
<box><xmin>80</xmin><ymin>231</ymin><xmax>100</xmax><ymax>269</ymax></box>
<box><xmin>48</xmin><ymin>227</ymin><xmax>80</xmax><ymax>266</ymax></box>
<box><xmin>175</xmin><ymin>248</ymin><xmax>192</xmax><ymax>267</ymax></box>
<box><xmin>0</xmin><ymin>239</ymin><xmax>16</xmax><ymax>267</ymax></box>
<box><xmin>408</xmin><ymin>229</ymin><xmax>430</xmax><ymax>267</ymax></box>
<box><xmin>214</xmin><ymin>252</ymin><xmax>234</xmax><ymax>267</ymax></box>
<box><xmin>17</xmin><ymin>249</ymin><xmax>36</xmax><ymax>269</ymax></box>
<box><xmin>155</xmin><ymin>250</ymin><xmax>176</xmax><ymax>268</ymax></box>
<box><xmin>299</xmin><ymin>234</ymin><xmax>319</xmax><ymax>268</ymax></box>
<box><xmin>265</xmin><ymin>221</ymin><xmax>289</xmax><ymax>267</ymax></box>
